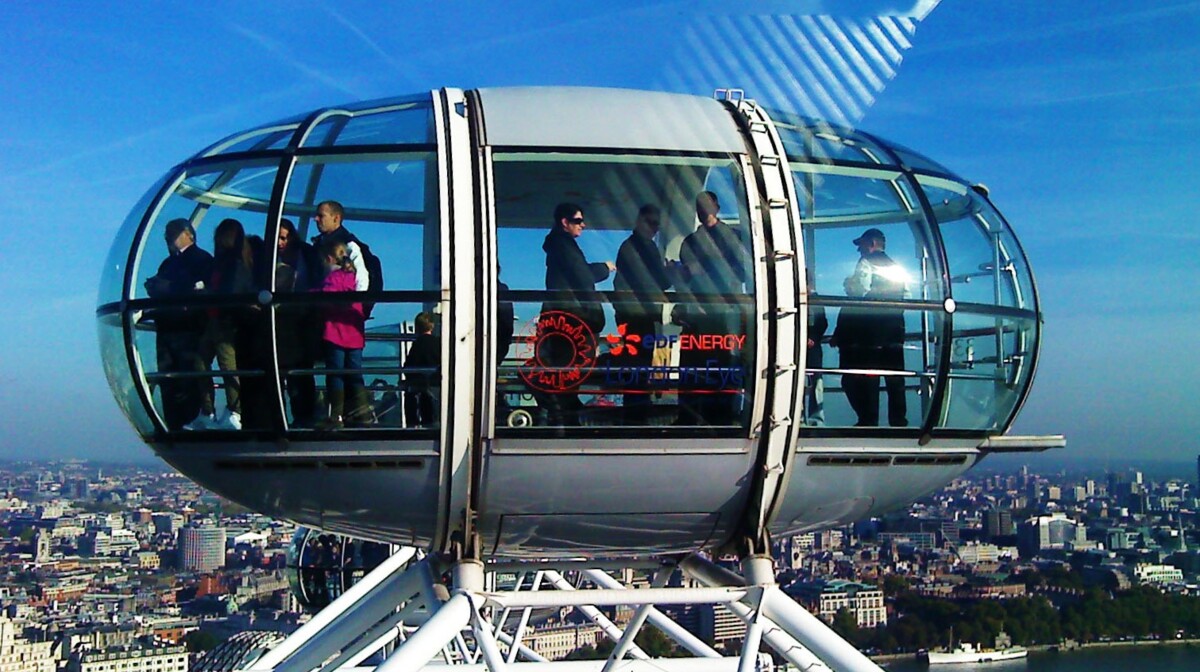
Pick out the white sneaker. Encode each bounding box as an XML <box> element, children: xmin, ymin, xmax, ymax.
<box><xmin>183</xmin><ymin>414</ymin><xmax>217</xmax><ymax>431</ymax></box>
<box><xmin>216</xmin><ymin>409</ymin><xmax>242</xmax><ymax>430</ymax></box>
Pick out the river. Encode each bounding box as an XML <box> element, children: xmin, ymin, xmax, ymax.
<box><xmin>881</xmin><ymin>644</ymin><xmax>1200</xmax><ymax>671</ymax></box>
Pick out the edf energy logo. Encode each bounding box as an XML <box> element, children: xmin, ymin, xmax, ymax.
<box><xmin>519</xmin><ymin>313</ymin><xmax>748</xmax><ymax>393</ymax></box>
<box><xmin>605</xmin><ymin>325</ymin><xmax>746</xmax><ymax>355</ymax></box>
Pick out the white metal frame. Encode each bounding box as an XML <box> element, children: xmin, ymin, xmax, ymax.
<box><xmin>243</xmin><ymin>549</ymin><xmax>884</xmax><ymax>672</ymax></box>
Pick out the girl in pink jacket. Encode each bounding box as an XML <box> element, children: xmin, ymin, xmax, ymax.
<box><xmin>317</xmin><ymin>240</ymin><xmax>367</xmax><ymax>429</ymax></box>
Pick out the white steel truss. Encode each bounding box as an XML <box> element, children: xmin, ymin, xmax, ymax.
<box><xmin>243</xmin><ymin>551</ymin><xmax>884</xmax><ymax>672</ymax></box>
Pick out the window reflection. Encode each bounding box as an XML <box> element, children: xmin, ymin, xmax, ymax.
<box><xmin>494</xmin><ymin>152</ymin><xmax>755</xmax><ymax>431</ymax></box>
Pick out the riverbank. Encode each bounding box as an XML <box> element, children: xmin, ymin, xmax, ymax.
<box><xmin>869</xmin><ymin>637</ymin><xmax>1200</xmax><ymax>665</ymax></box>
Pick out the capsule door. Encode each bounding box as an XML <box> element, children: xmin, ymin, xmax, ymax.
<box><xmin>467</xmin><ymin>89</ymin><xmax>770</xmax><ymax>557</ymax></box>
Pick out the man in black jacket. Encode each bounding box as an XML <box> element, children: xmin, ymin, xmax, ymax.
<box><xmin>144</xmin><ymin>219</ymin><xmax>214</xmax><ymax>430</ymax></box>
<box><xmin>536</xmin><ymin>202</ymin><xmax>614</xmax><ymax>426</ymax></box>
<box><xmin>833</xmin><ymin>227</ymin><xmax>908</xmax><ymax>427</ymax></box>
<box><xmin>614</xmin><ymin>205</ymin><xmax>671</xmax><ymax>424</ymax></box>
<box><xmin>676</xmin><ymin>191</ymin><xmax>750</xmax><ymax>427</ymax></box>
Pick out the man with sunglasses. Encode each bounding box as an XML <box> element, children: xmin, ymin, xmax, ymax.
<box><xmin>538</xmin><ymin>202</ymin><xmax>615</xmax><ymax>426</ymax></box>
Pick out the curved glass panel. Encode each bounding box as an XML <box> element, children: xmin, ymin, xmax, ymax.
<box><xmin>340</xmin><ymin>92</ymin><xmax>433</xmax><ymax>114</ymax></box>
<box><xmin>493</xmin><ymin>151</ymin><xmax>756</xmax><ymax>431</ymax></box>
<box><xmin>277</xmin><ymin>152</ymin><xmax>442</xmax><ymax>430</ymax></box>
<box><xmin>98</xmin><ymin>312</ymin><xmax>154</xmax><ymax>435</ymax></box>
<box><xmin>127</xmin><ymin>159</ymin><xmax>282</xmax><ymax>432</ymax></box>
<box><xmin>301</xmin><ymin>101</ymin><xmax>434</xmax><ymax>148</ymax></box>
<box><xmin>99</xmin><ymin>172</ymin><xmax>173</xmax><ymax>306</ymax></box>
<box><xmin>887</xmin><ymin>142</ymin><xmax>952</xmax><ymax>175</ymax></box>
<box><xmin>131</xmin><ymin>159</ymin><xmax>279</xmax><ymax>301</ymax></box>
<box><xmin>199</xmin><ymin>125</ymin><xmax>296</xmax><ymax>158</ymax></box>
<box><xmin>196</xmin><ymin>113</ymin><xmax>307</xmax><ymax>158</ymax></box>
<box><xmin>791</xmin><ymin>164</ymin><xmax>946</xmax><ymax>430</ymax></box>
<box><xmin>791</xmin><ymin>165</ymin><xmax>944</xmax><ymax>304</ymax></box>
<box><xmin>920</xmin><ymin>176</ymin><xmax>1035</xmax><ymax>311</ymax></box>
<box><xmin>768</xmin><ymin>112</ymin><xmax>893</xmax><ymax>165</ymax></box>
<box><xmin>939</xmin><ymin>310</ymin><xmax>1038</xmax><ymax>430</ymax></box>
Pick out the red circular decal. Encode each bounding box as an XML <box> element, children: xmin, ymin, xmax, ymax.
<box><xmin>518</xmin><ymin>310</ymin><xmax>597</xmax><ymax>393</ymax></box>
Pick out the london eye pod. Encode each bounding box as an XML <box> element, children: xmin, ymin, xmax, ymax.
<box><xmin>97</xmin><ymin>86</ymin><xmax>1057</xmax><ymax>561</ymax></box>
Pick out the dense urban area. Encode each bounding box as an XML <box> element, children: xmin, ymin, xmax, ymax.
<box><xmin>2</xmin><ymin>458</ymin><xmax>1200</xmax><ymax>669</ymax></box>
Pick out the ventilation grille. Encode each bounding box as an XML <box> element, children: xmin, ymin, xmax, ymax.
<box><xmin>214</xmin><ymin>459</ymin><xmax>424</xmax><ymax>471</ymax></box>
<box><xmin>807</xmin><ymin>454</ymin><xmax>968</xmax><ymax>467</ymax></box>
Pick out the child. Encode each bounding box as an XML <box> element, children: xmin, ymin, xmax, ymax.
<box><xmin>404</xmin><ymin>312</ymin><xmax>439</xmax><ymax>427</ymax></box>
<box><xmin>317</xmin><ymin>239</ymin><xmax>367</xmax><ymax>429</ymax></box>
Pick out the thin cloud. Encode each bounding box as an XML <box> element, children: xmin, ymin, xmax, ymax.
<box><xmin>320</xmin><ymin>3</ymin><xmax>424</xmax><ymax>87</ymax></box>
<box><xmin>228</xmin><ymin>23</ymin><xmax>366</xmax><ymax>99</ymax></box>
<box><xmin>1023</xmin><ymin>80</ymin><xmax>1200</xmax><ymax>107</ymax></box>
<box><xmin>0</xmin><ymin>85</ymin><xmax>308</xmax><ymax>186</ymax></box>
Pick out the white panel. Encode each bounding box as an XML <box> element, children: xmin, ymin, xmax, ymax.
<box><xmin>478</xmin><ymin>87</ymin><xmax>746</xmax><ymax>153</ymax></box>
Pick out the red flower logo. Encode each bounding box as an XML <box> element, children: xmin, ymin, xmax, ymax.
<box><xmin>606</xmin><ymin>323</ymin><xmax>639</xmax><ymax>356</ymax></box>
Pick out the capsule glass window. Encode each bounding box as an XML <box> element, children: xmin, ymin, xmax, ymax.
<box><xmin>124</xmin><ymin>159</ymin><xmax>280</xmax><ymax>433</ymax></box>
<box><xmin>278</xmin><ymin>152</ymin><xmax>442</xmax><ymax>431</ymax></box>
<box><xmin>791</xmin><ymin>163</ymin><xmax>945</xmax><ymax>430</ymax></box>
<box><xmin>938</xmin><ymin>311</ymin><xmax>1038</xmax><ymax>430</ymax></box>
<box><xmin>920</xmin><ymin>176</ymin><xmax>1035</xmax><ymax>311</ymax></box>
<box><xmin>492</xmin><ymin>151</ymin><xmax>756</xmax><ymax>431</ymax></box>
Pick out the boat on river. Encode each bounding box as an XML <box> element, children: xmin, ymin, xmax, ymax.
<box><xmin>920</xmin><ymin>641</ymin><xmax>1028</xmax><ymax>664</ymax></box>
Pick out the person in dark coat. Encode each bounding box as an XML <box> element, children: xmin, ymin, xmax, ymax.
<box><xmin>404</xmin><ymin>312</ymin><xmax>439</xmax><ymax>427</ymax></box>
<box><xmin>193</xmin><ymin>218</ymin><xmax>258</xmax><ymax>431</ymax></box>
<box><xmin>144</xmin><ymin>219</ymin><xmax>214</xmax><ymax>430</ymax></box>
<box><xmin>805</xmin><ymin>282</ymin><xmax>829</xmax><ymax>425</ymax></box>
<box><xmin>614</xmin><ymin>205</ymin><xmax>671</xmax><ymax>424</ymax></box>
<box><xmin>495</xmin><ymin>265</ymin><xmax>516</xmax><ymax>422</ymax></box>
<box><xmin>271</xmin><ymin>219</ymin><xmax>323</xmax><ymax>427</ymax></box>
<box><xmin>675</xmin><ymin>191</ymin><xmax>750</xmax><ymax>427</ymax></box>
<box><xmin>535</xmin><ymin>202</ymin><xmax>614</xmax><ymax>426</ymax></box>
<box><xmin>833</xmin><ymin>227</ymin><xmax>908</xmax><ymax>427</ymax></box>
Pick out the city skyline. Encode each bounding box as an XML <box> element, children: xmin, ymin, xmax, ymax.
<box><xmin>1</xmin><ymin>1</ymin><xmax>1198</xmax><ymax>461</ymax></box>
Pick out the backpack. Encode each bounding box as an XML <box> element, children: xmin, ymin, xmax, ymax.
<box><xmin>347</xmin><ymin>234</ymin><xmax>384</xmax><ymax>319</ymax></box>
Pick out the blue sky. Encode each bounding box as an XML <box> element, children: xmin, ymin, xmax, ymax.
<box><xmin>0</xmin><ymin>0</ymin><xmax>1196</xmax><ymax>463</ymax></box>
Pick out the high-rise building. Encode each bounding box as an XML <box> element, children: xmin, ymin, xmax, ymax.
<box><xmin>179</xmin><ymin>523</ymin><xmax>226</xmax><ymax>572</ymax></box>
<box><xmin>983</xmin><ymin>509</ymin><xmax>1014</xmax><ymax>539</ymax></box>
<box><xmin>153</xmin><ymin>512</ymin><xmax>182</xmax><ymax>536</ymax></box>
<box><xmin>1017</xmin><ymin>513</ymin><xmax>1087</xmax><ymax>557</ymax></box>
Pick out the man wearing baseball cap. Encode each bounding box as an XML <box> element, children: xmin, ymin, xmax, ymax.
<box><xmin>833</xmin><ymin>227</ymin><xmax>909</xmax><ymax>427</ymax></box>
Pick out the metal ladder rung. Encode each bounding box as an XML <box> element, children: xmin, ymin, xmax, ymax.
<box><xmin>763</xmin><ymin>364</ymin><xmax>797</xmax><ymax>379</ymax></box>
